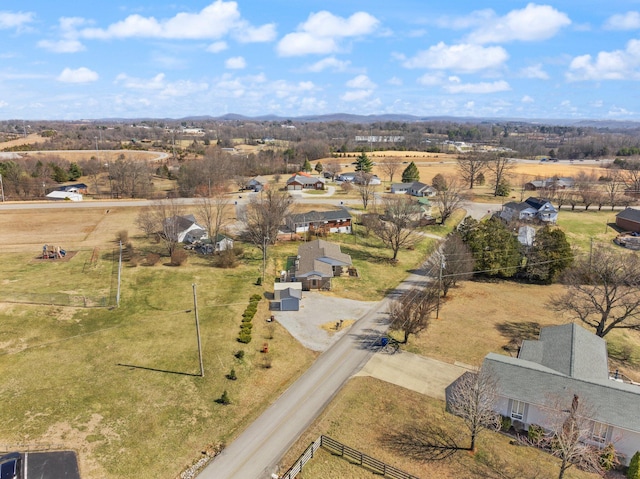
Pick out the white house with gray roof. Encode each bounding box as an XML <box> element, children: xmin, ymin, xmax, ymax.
<box><xmin>480</xmin><ymin>323</ymin><xmax>640</xmax><ymax>465</ymax></box>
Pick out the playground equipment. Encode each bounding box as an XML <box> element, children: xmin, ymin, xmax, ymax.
<box><xmin>42</xmin><ymin>244</ymin><xmax>66</xmax><ymax>259</ymax></box>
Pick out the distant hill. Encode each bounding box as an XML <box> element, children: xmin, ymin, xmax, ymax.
<box><xmin>92</xmin><ymin>112</ymin><xmax>640</xmax><ymax>129</ymax></box>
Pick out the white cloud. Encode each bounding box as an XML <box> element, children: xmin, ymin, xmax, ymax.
<box><xmin>57</xmin><ymin>67</ymin><xmax>99</xmax><ymax>83</ymax></box>
<box><xmin>115</xmin><ymin>73</ymin><xmax>166</xmax><ymax>90</ymax></box>
<box><xmin>521</xmin><ymin>95</ymin><xmax>534</xmax><ymax>103</ymax></box>
<box><xmin>346</xmin><ymin>75</ymin><xmax>376</xmax><ymax>89</ymax></box>
<box><xmin>207</xmin><ymin>41</ymin><xmax>228</xmax><ymax>53</ymax></box>
<box><xmin>0</xmin><ymin>100</ymin><xmax>8</xmax><ymax>108</ymax></box>
<box><xmin>79</xmin><ymin>1</ymin><xmax>273</xmax><ymax>42</ymax></box>
<box><xmin>235</xmin><ymin>23</ymin><xmax>277</xmax><ymax>43</ymax></box>
<box><xmin>277</xmin><ymin>10</ymin><xmax>379</xmax><ymax>56</ymax></box>
<box><xmin>158</xmin><ymin>80</ymin><xmax>208</xmax><ymax>98</ymax></box>
<box><xmin>0</xmin><ymin>11</ymin><xmax>34</xmax><ymax>30</ymax></box>
<box><xmin>566</xmin><ymin>39</ymin><xmax>640</xmax><ymax>81</ymax></box>
<box><xmin>403</xmin><ymin>42</ymin><xmax>508</xmax><ymax>72</ymax></box>
<box><xmin>341</xmin><ymin>89</ymin><xmax>373</xmax><ymax>102</ymax></box>
<box><xmin>604</xmin><ymin>12</ymin><xmax>640</xmax><ymax>31</ymax></box>
<box><xmin>443</xmin><ymin>77</ymin><xmax>511</xmax><ymax>94</ymax></box>
<box><xmin>519</xmin><ymin>64</ymin><xmax>549</xmax><ymax>79</ymax></box>
<box><xmin>417</xmin><ymin>72</ymin><xmax>446</xmax><ymax>86</ymax></box>
<box><xmin>306</xmin><ymin>56</ymin><xmax>350</xmax><ymax>72</ymax></box>
<box><xmin>115</xmin><ymin>73</ymin><xmax>207</xmax><ymax>98</ymax></box>
<box><xmin>608</xmin><ymin>106</ymin><xmax>634</xmax><ymax>116</ymax></box>
<box><xmin>388</xmin><ymin>76</ymin><xmax>403</xmax><ymax>86</ymax></box>
<box><xmin>225</xmin><ymin>56</ymin><xmax>246</xmax><ymax>69</ymax></box>
<box><xmin>467</xmin><ymin>4</ymin><xmax>571</xmax><ymax>44</ymax></box>
<box><xmin>37</xmin><ymin>39</ymin><xmax>85</xmax><ymax>53</ymax></box>
<box><xmin>38</xmin><ymin>17</ymin><xmax>90</xmax><ymax>53</ymax></box>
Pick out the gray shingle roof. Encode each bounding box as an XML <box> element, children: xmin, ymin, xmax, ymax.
<box><xmin>296</xmin><ymin>239</ymin><xmax>352</xmax><ymax>278</ymax></box>
<box><xmin>617</xmin><ymin>207</ymin><xmax>640</xmax><ymax>223</ymax></box>
<box><xmin>288</xmin><ymin>208</ymin><xmax>351</xmax><ymax>224</ymax></box>
<box><xmin>485</xmin><ymin>323</ymin><xmax>640</xmax><ymax>433</ymax></box>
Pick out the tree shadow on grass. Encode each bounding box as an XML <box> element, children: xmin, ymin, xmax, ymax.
<box><xmin>495</xmin><ymin>321</ymin><xmax>541</xmax><ymax>355</ymax></box>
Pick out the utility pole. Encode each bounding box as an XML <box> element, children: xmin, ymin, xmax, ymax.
<box><xmin>0</xmin><ymin>174</ymin><xmax>4</xmax><ymax>202</ymax></box>
<box><xmin>192</xmin><ymin>284</ymin><xmax>204</xmax><ymax>377</ymax></box>
<box><xmin>436</xmin><ymin>253</ymin><xmax>445</xmax><ymax>319</ymax></box>
<box><xmin>262</xmin><ymin>236</ymin><xmax>269</xmax><ymax>282</ymax></box>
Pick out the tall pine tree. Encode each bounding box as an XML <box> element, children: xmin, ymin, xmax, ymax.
<box><xmin>402</xmin><ymin>161</ymin><xmax>420</xmax><ymax>182</ymax></box>
<box><xmin>355</xmin><ymin>152</ymin><xmax>373</xmax><ymax>173</ymax></box>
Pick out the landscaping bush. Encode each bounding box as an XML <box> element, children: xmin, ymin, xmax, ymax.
<box><xmin>250</xmin><ymin>294</ymin><xmax>262</xmax><ymax>303</ymax></box>
<box><xmin>216</xmin><ymin>390</ymin><xmax>231</xmax><ymax>405</ymax></box>
<box><xmin>213</xmin><ymin>248</ymin><xmax>238</xmax><ymax>268</ymax></box>
<box><xmin>234</xmin><ymin>350</ymin><xmax>244</xmax><ymax>360</ymax></box>
<box><xmin>599</xmin><ymin>443</ymin><xmax>617</xmax><ymax>471</ymax></box>
<box><xmin>226</xmin><ymin>368</ymin><xmax>237</xmax><ymax>380</ymax></box>
<box><xmin>237</xmin><ymin>331</ymin><xmax>252</xmax><ymax>344</ymax></box>
<box><xmin>527</xmin><ymin>424</ymin><xmax>544</xmax><ymax>443</ymax></box>
<box><xmin>146</xmin><ymin>253</ymin><xmax>161</xmax><ymax>266</ymax></box>
<box><xmin>500</xmin><ymin>416</ymin><xmax>512</xmax><ymax>432</ymax></box>
<box><xmin>240</xmin><ymin>323</ymin><xmax>253</xmax><ymax>332</ymax></box>
<box><xmin>255</xmin><ymin>277</ymin><xmax>262</xmax><ymax>286</ymax></box>
<box><xmin>628</xmin><ymin>451</ymin><xmax>640</xmax><ymax>479</ymax></box>
<box><xmin>171</xmin><ymin>249</ymin><xmax>188</xmax><ymax>266</ymax></box>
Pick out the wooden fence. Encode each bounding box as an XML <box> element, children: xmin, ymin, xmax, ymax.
<box><xmin>280</xmin><ymin>435</ymin><xmax>420</xmax><ymax>479</ymax></box>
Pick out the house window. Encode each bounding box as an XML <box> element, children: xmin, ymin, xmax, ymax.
<box><xmin>591</xmin><ymin>421</ymin><xmax>609</xmax><ymax>444</ymax></box>
<box><xmin>510</xmin><ymin>400</ymin><xmax>525</xmax><ymax>420</ymax></box>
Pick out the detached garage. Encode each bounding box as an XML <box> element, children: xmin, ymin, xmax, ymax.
<box><xmin>616</xmin><ymin>207</ymin><xmax>640</xmax><ymax>233</ymax></box>
<box><xmin>271</xmin><ymin>282</ymin><xmax>302</xmax><ymax>311</ymax></box>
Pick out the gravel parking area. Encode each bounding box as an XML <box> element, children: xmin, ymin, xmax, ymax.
<box><xmin>273</xmin><ymin>291</ymin><xmax>377</xmax><ymax>351</ymax></box>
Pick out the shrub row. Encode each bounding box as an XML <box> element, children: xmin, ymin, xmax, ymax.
<box><xmin>237</xmin><ymin>294</ymin><xmax>262</xmax><ymax>344</ymax></box>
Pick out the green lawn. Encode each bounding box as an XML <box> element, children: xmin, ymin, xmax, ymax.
<box><xmin>0</xmin><ymin>246</ymin><xmax>318</xmax><ymax>479</ymax></box>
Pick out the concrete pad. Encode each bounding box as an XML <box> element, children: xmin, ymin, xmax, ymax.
<box><xmin>355</xmin><ymin>351</ymin><xmax>475</xmax><ymax>401</ymax></box>
<box><xmin>273</xmin><ymin>291</ymin><xmax>376</xmax><ymax>352</ymax></box>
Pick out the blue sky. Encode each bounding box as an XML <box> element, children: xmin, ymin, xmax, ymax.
<box><xmin>3</xmin><ymin>1</ymin><xmax>640</xmax><ymax>120</ymax></box>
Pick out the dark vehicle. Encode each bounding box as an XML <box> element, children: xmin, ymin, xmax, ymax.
<box><xmin>0</xmin><ymin>453</ymin><xmax>21</xmax><ymax>479</ymax></box>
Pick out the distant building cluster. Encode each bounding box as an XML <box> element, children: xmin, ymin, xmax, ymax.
<box><xmin>354</xmin><ymin>135</ymin><xmax>404</xmax><ymax>143</ymax></box>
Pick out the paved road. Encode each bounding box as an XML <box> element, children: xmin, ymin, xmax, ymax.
<box><xmin>199</xmin><ymin>272</ymin><xmax>429</xmax><ymax>479</ymax></box>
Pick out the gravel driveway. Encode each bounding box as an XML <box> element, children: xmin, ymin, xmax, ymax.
<box><xmin>273</xmin><ymin>291</ymin><xmax>377</xmax><ymax>351</ymax></box>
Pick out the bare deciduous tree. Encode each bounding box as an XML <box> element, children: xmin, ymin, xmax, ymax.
<box><xmin>152</xmin><ymin>198</ymin><xmax>185</xmax><ymax>256</ymax></box>
<box><xmin>389</xmin><ymin>283</ymin><xmax>439</xmax><ymax>343</ymax></box>
<box><xmin>432</xmin><ymin>176</ymin><xmax>465</xmax><ymax>226</ymax></box>
<box><xmin>241</xmin><ymin>189</ymin><xmax>293</xmax><ymax>254</ymax></box>
<box><xmin>378</xmin><ymin>156</ymin><xmax>402</xmax><ymax>183</ymax></box>
<box><xmin>371</xmin><ymin>196</ymin><xmax>419</xmax><ymax>261</ymax></box>
<box><xmin>457</xmin><ymin>151</ymin><xmax>490</xmax><ymax>189</ymax></box>
<box><xmin>323</xmin><ymin>159</ymin><xmax>342</xmax><ymax>181</ymax></box>
<box><xmin>355</xmin><ymin>172</ymin><xmax>377</xmax><ymax>210</ymax></box>
<box><xmin>602</xmin><ymin>169</ymin><xmax>625</xmax><ymax>211</ymax></box>
<box><xmin>196</xmin><ymin>189</ymin><xmax>230</xmax><ymax>247</ymax></box>
<box><xmin>447</xmin><ymin>368</ymin><xmax>501</xmax><ymax>452</ymax></box>
<box><xmin>135</xmin><ymin>205</ymin><xmax>158</xmax><ymax>238</ymax></box>
<box><xmin>526</xmin><ymin>395</ymin><xmax>604</xmax><ymax>479</ymax></box>
<box><xmin>428</xmin><ymin>234</ymin><xmax>474</xmax><ymax>297</ymax></box>
<box><xmin>551</xmin><ymin>247</ymin><xmax>640</xmax><ymax>337</ymax></box>
<box><xmin>486</xmin><ymin>154</ymin><xmax>515</xmax><ymax>196</ymax></box>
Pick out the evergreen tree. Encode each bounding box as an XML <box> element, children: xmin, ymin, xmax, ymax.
<box><xmin>461</xmin><ymin>217</ymin><xmax>521</xmax><ymax>278</ymax></box>
<box><xmin>314</xmin><ymin>161</ymin><xmax>323</xmax><ymax>174</ymax></box>
<box><xmin>432</xmin><ymin>173</ymin><xmax>446</xmax><ymax>191</ymax></box>
<box><xmin>628</xmin><ymin>451</ymin><xmax>640</xmax><ymax>479</ymax></box>
<box><xmin>302</xmin><ymin>158</ymin><xmax>312</xmax><ymax>173</ymax></box>
<box><xmin>522</xmin><ymin>225</ymin><xmax>573</xmax><ymax>284</ymax></box>
<box><xmin>68</xmin><ymin>162</ymin><xmax>82</xmax><ymax>181</ymax></box>
<box><xmin>355</xmin><ymin>151</ymin><xmax>373</xmax><ymax>173</ymax></box>
<box><xmin>50</xmin><ymin>163</ymin><xmax>69</xmax><ymax>183</ymax></box>
<box><xmin>402</xmin><ymin>161</ymin><xmax>420</xmax><ymax>182</ymax></box>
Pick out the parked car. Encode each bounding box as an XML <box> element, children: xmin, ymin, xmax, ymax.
<box><xmin>0</xmin><ymin>453</ymin><xmax>21</xmax><ymax>479</ymax></box>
